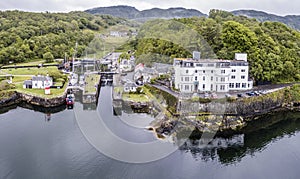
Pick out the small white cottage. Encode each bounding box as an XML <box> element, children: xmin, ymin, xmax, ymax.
<box><xmin>23</xmin><ymin>75</ymin><xmax>53</xmax><ymax>89</ymax></box>
<box><xmin>123</xmin><ymin>82</ymin><xmax>137</xmax><ymax>93</ymax></box>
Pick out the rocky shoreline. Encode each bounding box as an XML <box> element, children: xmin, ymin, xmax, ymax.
<box><xmin>0</xmin><ymin>91</ymin><xmax>67</xmax><ymax>108</ymax></box>
<box><xmin>152</xmin><ymin>85</ymin><xmax>300</xmax><ymax>138</ymax></box>
<box><xmin>155</xmin><ymin>106</ymin><xmax>300</xmax><ymax>138</ymax></box>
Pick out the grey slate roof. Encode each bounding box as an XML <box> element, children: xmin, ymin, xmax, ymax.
<box><xmin>152</xmin><ymin>62</ymin><xmax>172</xmax><ymax>74</ymax></box>
<box><xmin>24</xmin><ymin>80</ymin><xmax>32</xmax><ymax>85</ymax></box>
<box><xmin>124</xmin><ymin>82</ymin><xmax>137</xmax><ymax>88</ymax></box>
<box><xmin>32</xmin><ymin>76</ymin><xmax>52</xmax><ymax>82</ymax></box>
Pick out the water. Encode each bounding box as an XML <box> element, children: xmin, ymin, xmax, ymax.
<box><xmin>0</xmin><ymin>86</ymin><xmax>300</xmax><ymax>179</ymax></box>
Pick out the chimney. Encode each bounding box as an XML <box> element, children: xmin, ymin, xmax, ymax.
<box><xmin>235</xmin><ymin>53</ymin><xmax>247</xmax><ymax>62</ymax></box>
<box><xmin>193</xmin><ymin>51</ymin><xmax>201</xmax><ymax>61</ymax></box>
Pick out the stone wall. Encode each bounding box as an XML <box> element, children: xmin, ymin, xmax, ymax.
<box><xmin>0</xmin><ymin>91</ymin><xmax>67</xmax><ymax>108</ymax></box>
<box><xmin>179</xmin><ymin>92</ymin><xmax>285</xmax><ymax>117</ymax></box>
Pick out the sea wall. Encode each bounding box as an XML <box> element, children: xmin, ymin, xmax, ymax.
<box><xmin>0</xmin><ymin>91</ymin><xmax>21</xmax><ymax>108</ymax></box>
<box><xmin>155</xmin><ymin>85</ymin><xmax>300</xmax><ymax>136</ymax></box>
<box><xmin>179</xmin><ymin>94</ymin><xmax>285</xmax><ymax>117</ymax></box>
<box><xmin>0</xmin><ymin>91</ymin><xmax>67</xmax><ymax>108</ymax></box>
<box><xmin>18</xmin><ymin>92</ymin><xmax>67</xmax><ymax>107</ymax></box>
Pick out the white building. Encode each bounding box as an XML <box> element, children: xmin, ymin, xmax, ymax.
<box><xmin>120</xmin><ymin>58</ymin><xmax>135</xmax><ymax>72</ymax></box>
<box><xmin>23</xmin><ymin>75</ymin><xmax>53</xmax><ymax>89</ymax></box>
<box><xmin>123</xmin><ymin>82</ymin><xmax>137</xmax><ymax>93</ymax></box>
<box><xmin>173</xmin><ymin>53</ymin><xmax>253</xmax><ymax>93</ymax></box>
<box><xmin>134</xmin><ymin>63</ymin><xmax>158</xmax><ymax>84</ymax></box>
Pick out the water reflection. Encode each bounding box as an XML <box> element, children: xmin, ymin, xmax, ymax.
<box><xmin>177</xmin><ymin>111</ymin><xmax>300</xmax><ymax>164</ymax></box>
<box><xmin>0</xmin><ymin>102</ymin><xmax>67</xmax><ymax>116</ymax></box>
<box><xmin>1</xmin><ymin>85</ymin><xmax>300</xmax><ymax>167</ymax></box>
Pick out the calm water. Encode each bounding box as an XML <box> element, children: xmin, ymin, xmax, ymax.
<box><xmin>1</xmin><ymin>86</ymin><xmax>300</xmax><ymax>179</ymax></box>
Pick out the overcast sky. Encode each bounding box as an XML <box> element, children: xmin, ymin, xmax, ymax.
<box><xmin>0</xmin><ymin>0</ymin><xmax>299</xmax><ymax>16</ymax></box>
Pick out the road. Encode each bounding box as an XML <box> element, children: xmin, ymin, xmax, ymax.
<box><xmin>150</xmin><ymin>82</ymin><xmax>297</xmax><ymax>99</ymax></box>
<box><xmin>149</xmin><ymin>84</ymin><xmax>179</xmax><ymax>97</ymax></box>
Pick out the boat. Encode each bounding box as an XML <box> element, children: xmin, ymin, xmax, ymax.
<box><xmin>66</xmin><ymin>94</ymin><xmax>74</xmax><ymax>106</ymax></box>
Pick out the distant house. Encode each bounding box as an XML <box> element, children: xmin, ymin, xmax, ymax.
<box><xmin>134</xmin><ymin>64</ymin><xmax>158</xmax><ymax>84</ymax></box>
<box><xmin>123</xmin><ymin>82</ymin><xmax>137</xmax><ymax>93</ymax></box>
<box><xmin>110</xmin><ymin>31</ymin><xmax>128</xmax><ymax>37</ymax></box>
<box><xmin>120</xmin><ymin>57</ymin><xmax>135</xmax><ymax>72</ymax></box>
<box><xmin>23</xmin><ymin>75</ymin><xmax>53</xmax><ymax>89</ymax></box>
<box><xmin>152</xmin><ymin>62</ymin><xmax>173</xmax><ymax>76</ymax></box>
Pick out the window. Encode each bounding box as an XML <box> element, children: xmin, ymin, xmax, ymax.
<box><xmin>221</xmin><ymin>77</ymin><xmax>225</xmax><ymax>82</ymax></box>
<box><xmin>216</xmin><ymin>77</ymin><xmax>218</xmax><ymax>82</ymax></box>
<box><xmin>195</xmin><ymin>70</ymin><xmax>198</xmax><ymax>73</ymax></box>
<box><xmin>231</xmin><ymin>76</ymin><xmax>235</xmax><ymax>79</ymax></box>
<box><xmin>203</xmin><ymin>70</ymin><xmax>206</xmax><ymax>73</ymax></box>
<box><xmin>242</xmin><ymin>83</ymin><xmax>246</xmax><ymax>88</ymax></box>
<box><xmin>232</xmin><ymin>69</ymin><xmax>236</xmax><ymax>72</ymax></box>
<box><xmin>236</xmin><ymin>83</ymin><xmax>240</xmax><ymax>88</ymax></box>
<box><xmin>186</xmin><ymin>70</ymin><xmax>189</xmax><ymax>74</ymax></box>
<box><xmin>203</xmin><ymin>84</ymin><xmax>205</xmax><ymax>90</ymax></box>
<box><xmin>211</xmin><ymin>76</ymin><xmax>213</xmax><ymax>81</ymax></box>
<box><xmin>221</xmin><ymin>70</ymin><xmax>225</xmax><ymax>74</ymax></box>
<box><xmin>220</xmin><ymin>85</ymin><xmax>225</xmax><ymax>90</ymax></box>
<box><xmin>195</xmin><ymin>76</ymin><xmax>197</xmax><ymax>81</ymax></box>
<box><xmin>229</xmin><ymin>83</ymin><xmax>234</xmax><ymax>88</ymax></box>
<box><xmin>181</xmin><ymin>77</ymin><xmax>183</xmax><ymax>81</ymax></box>
<box><xmin>241</xmin><ymin>69</ymin><xmax>246</xmax><ymax>72</ymax></box>
<box><xmin>185</xmin><ymin>77</ymin><xmax>189</xmax><ymax>81</ymax></box>
<box><xmin>211</xmin><ymin>84</ymin><xmax>213</xmax><ymax>91</ymax></box>
<box><xmin>211</xmin><ymin>70</ymin><xmax>213</xmax><ymax>73</ymax></box>
<box><xmin>208</xmin><ymin>63</ymin><xmax>214</xmax><ymax>67</ymax></box>
<box><xmin>241</xmin><ymin>75</ymin><xmax>245</xmax><ymax>79</ymax></box>
<box><xmin>203</xmin><ymin>76</ymin><xmax>205</xmax><ymax>81</ymax></box>
<box><xmin>196</xmin><ymin>64</ymin><xmax>203</xmax><ymax>67</ymax></box>
<box><xmin>185</xmin><ymin>85</ymin><xmax>189</xmax><ymax>90</ymax></box>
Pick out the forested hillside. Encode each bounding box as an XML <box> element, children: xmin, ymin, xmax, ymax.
<box><xmin>85</xmin><ymin>5</ymin><xmax>206</xmax><ymax>20</ymax></box>
<box><xmin>133</xmin><ymin>10</ymin><xmax>300</xmax><ymax>83</ymax></box>
<box><xmin>232</xmin><ymin>10</ymin><xmax>300</xmax><ymax>30</ymax></box>
<box><xmin>0</xmin><ymin>10</ymin><xmax>123</xmax><ymax>64</ymax></box>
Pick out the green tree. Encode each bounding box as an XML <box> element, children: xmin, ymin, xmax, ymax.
<box><xmin>43</xmin><ymin>52</ymin><xmax>54</xmax><ymax>63</ymax></box>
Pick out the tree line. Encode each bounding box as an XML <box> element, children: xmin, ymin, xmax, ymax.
<box><xmin>132</xmin><ymin>10</ymin><xmax>300</xmax><ymax>83</ymax></box>
<box><xmin>0</xmin><ymin>10</ymin><xmax>123</xmax><ymax>64</ymax></box>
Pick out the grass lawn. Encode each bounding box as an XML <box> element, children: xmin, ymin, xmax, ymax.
<box><xmin>2</xmin><ymin>60</ymin><xmax>59</xmax><ymax>67</ymax></box>
<box><xmin>14</xmin><ymin>82</ymin><xmax>67</xmax><ymax>99</ymax></box>
<box><xmin>84</xmin><ymin>74</ymin><xmax>100</xmax><ymax>94</ymax></box>
<box><xmin>1</xmin><ymin>66</ymin><xmax>59</xmax><ymax>76</ymax></box>
<box><xmin>85</xmin><ymin>36</ymin><xmax>130</xmax><ymax>59</ymax></box>
<box><xmin>122</xmin><ymin>93</ymin><xmax>150</xmax><ymax>102</ymax></box>
<box><xmin>13</xmin><ymin>76</ymin><xmax>32</xmax><ymax>83</ymax></box>
<box><xmin>120</xmin><ymin>86</ymin><xmax>151</xmax><ymax>102</ymax></box>
<box><xmin>113</xmin><ymin>86</ymin><xmax>123</xmax><ymax>93</ymax></box>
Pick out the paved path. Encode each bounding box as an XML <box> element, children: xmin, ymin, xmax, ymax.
<box><xmin>150</xmin><ymin>82</ymin><xmax>297</xmax><ymax>99</ymax></box>
<box><xmin>149</xmin><ymin>84</ymin><xmax>179</xmax><ymax>97</ymax></box>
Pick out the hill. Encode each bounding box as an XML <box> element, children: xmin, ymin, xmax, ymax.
<box><xmin>130</xmin><ymin>10</ymin><xmax>300</xmax><ymax>83</ymax></box>
<box><xmin>232</xmin><ymin>10</ymin><xmax>300</xmax><ymax>30</ymax></box>
<box><xmin>0</xmin><ymin>10</ymin><xmax>124</xmax><ymax>65</ymax></box>
<box><xmin>85</xmin><ymin>5</ymin><xmax>206</xmax><ymax>20</ymax></box>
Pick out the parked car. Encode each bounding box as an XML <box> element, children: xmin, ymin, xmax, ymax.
<box><xmin>246</xmin><ymin>91</ymin><xmax>255</xmax><ymax>96</ymax></box>
<box><xmin>211</xmin><ymin>93</ymin><xmax>218</xmax><ymax>99</ymax></box>
<box><xmin>204</xmin><ymin>93</ymin><xmax>210</xmax><ymax>99</ymax></box>
<box><xmin>225</xmin><ymin>94</ymin><xmax>231</xmax><ymax>98</ymax></box>
<box><xmin>259</xmin><ymin>90</ymin><xmax>267</xmax><ymax>95</ymax></box>
<box><xmin>237</xmin><ymin>93</ymin><xmax>245</xmax><ymax>98</ymax></box>
<box><xmin>254</xmin><ymin>91</ymin><xmax>260</xmax><ymax>96</ymax></box>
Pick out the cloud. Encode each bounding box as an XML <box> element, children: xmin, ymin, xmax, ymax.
<box><xmin>0</xmin><ymin>0</ymin><xmax>298</xmax><ymax>15</ymax></box>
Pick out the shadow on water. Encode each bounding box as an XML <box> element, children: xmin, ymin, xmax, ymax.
<box><xmin>177</xmin><ymin>111</ymin><xmax>300</xmax><ymax>164</ymax></box>
<box><xmin>0</xmin><ymin>102</ymin><xmax>67</xmax><ymax>115</ymax></box>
